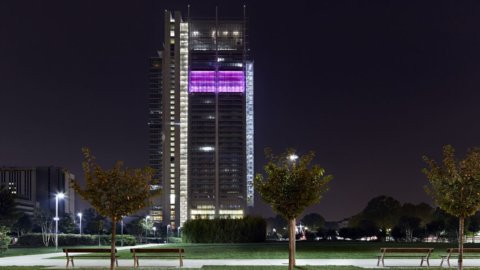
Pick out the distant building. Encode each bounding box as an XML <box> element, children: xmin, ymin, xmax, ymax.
<box><xmin>0</xmin><ymin>166</ymin><xmax>75</xmax><ymax>216</ymax></box>
<box><xmin>148</xmin><ymin>8</ymin><xmax>254</xmax><ymax>227</ymax></box>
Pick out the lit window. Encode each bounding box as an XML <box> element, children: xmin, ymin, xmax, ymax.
<box><xmin>170</xmin><ymin>31</ymin><xmax>175</xmax><ymax>37</ymax></box>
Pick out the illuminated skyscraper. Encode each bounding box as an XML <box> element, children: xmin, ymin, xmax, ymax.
<box><xmin>148</xmin><ymin>8</ymin><xmax>254</xmax><ymax>227</ymax></box>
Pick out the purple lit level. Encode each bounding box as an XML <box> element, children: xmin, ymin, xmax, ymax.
<box><xmin>189</xmin><ymin>71</ymin><xmax>245</xmax><ymax>93</ymax></box>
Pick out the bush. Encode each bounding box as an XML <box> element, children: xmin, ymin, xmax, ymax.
<box><xmin>183</xmin><ymin>216</ymin><xmax>266</xmax><ymax>243</ymax></box>
<box><xmin>0</xmin><ymin>226</ymin><xmax>11</xmax><ymax>252</ymax></box>
<box><xmin>16</xmin><ymin>233</ymin><xmax>136</xmax><ymax>247</ymax></box>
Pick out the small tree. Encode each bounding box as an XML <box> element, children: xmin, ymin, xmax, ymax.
<box><xmin>13</xmin><ymin>214</ymin><xmax>33</xmax><ymax>236</ymax></box>
<box><xmin>33</xmin><ymin>207</ymin><xmax>53</xmax><ymax>246</ymax></box>
<box><xmin>0</xmin><ymin>184</ymin><xmax>19</xmax><ymax>227</ymax></box>
<box><xmin>72</xmin><ymin>148</ymin><xmax>158</xmax><ymax>270</ymax></box>
<box><xmin>301</xmin><ymin>213</ymin><xmax>325</xmax><ymax>233</ymax></box>
<box><xmin>255</xmin><ymin>148</ymin><xmax>332</xmax><ymax>270</ymax></box>
<box><xmin>0</xmin><ymin>226</ymin><xmax>11</xmax><ymax>252</ymax></box>
<box><xmin>423</xmin><ymin>145</ymin><xmax>480</xmax><ymax>270</ymax></box>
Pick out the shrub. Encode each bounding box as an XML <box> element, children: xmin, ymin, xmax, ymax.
<box><xmin>183</xmin><ymin>216</ymin><xmax>266</xmax><ymax>243</ymax></box>
<box><xmin>16</xmin><ymin>233</ymin><xmax>136</xmax><ymax>247</ymax></box>
<box><xmin>0</xmin><ymin>226</ymin><xmax>11</xmax><ymax>252</ymax></box>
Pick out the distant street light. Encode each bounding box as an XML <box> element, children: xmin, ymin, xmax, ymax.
<box><xmin>153</xmin><ymin>226</ymin><xmax>157</xmax><ymax>238</ymax></box>
<box><xmin>54</xmin><ymin>192</ymin><xmax>65</xmax><ymax>251</ymax></box>
<box><xmin>121</xmin><ymin>217</ymin><xmax>124</xmax><ymax>246</ymax></box>
<box><xmin>145</xmin><ymin>215</ymin><xmax>150</xmax><ymax>243</ymax></box>
<box><xmin>167</xmin><ymin>224</ymin><xmax>171</xmax><ymax>243</ymax></box>
<box><xmin>288</xmin><ymin>154</ymin><xmax>298</xmax><ymax>162</ymax></box>
<box><xmin>77</xmin><ymin>212</ymin><xmax>82</xmax><ymax>235</ymax></box>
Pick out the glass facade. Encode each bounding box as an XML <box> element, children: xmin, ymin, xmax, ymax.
<box><xmin>148</xmin><ymin>9</ymin><xmax>253</xmax><ymax>226</ymax></box>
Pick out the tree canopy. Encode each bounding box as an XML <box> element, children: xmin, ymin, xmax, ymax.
<box><xmin>72</xmin><ymin>148</ymin><xmax>159</xmax><ymax>270</ymax></box>
<box><xmin>423</xmin><ymin>145</ymin><xmax>480</xmax><ymax>270</ymax></box>
<box><xmin>255</xmin><ymin>148</ymin><xmax>332</xmax><ymax>270</ymax></box>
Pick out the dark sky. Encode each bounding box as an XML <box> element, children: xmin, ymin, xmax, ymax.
<box><xmin>1</xmin><ymin>0</ymin><xmax>480</xmax><ymax>221</ymax></box>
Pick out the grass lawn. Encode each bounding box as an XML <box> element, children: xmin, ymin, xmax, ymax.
<box><xmin>5</xmin><ymin>241</ymin><xmax>480</xmax><ymax>260</ymax></box>
<box><xmin>112</xmin><ymin>241</ymin><xmax>480</xmax><ymax>259</ymax></box>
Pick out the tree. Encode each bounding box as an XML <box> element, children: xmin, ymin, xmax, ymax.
<box><xmin>0</xmin><ymin>226</ymin><xmax>11</xmax><ymax>253</ymax></box>
<box><xmin>0</xmin><ymin>184</ymin><xmax>19</xmax><ymax>227</ymax></box>
<box><xmin>59</xmin><ymin>213</ymin><xmax>76</xmax><ymax>234</ymax></box>
<box><xmin>254</xmin><ymin>148</ymin><xmax>332</xmax><ymax>270</ymax></box>
<box><xmin>361</xmin><ymin>196</ymin><xmax>401</xmax><ymax>235</ymax></box>
<box><xmin>301</xmin><ymin>213</ymin><xmax>325</xmax><ymax>232</ymax></box>
<box><xmin>12</xmin><ymin>214</ymin><xmax>33</xmax><ymax>236</ymax></box>
<box><xmin>423</xmin><ymin>145</ymin><xmax>480</xmax><ymax>270</ymax></box>
<box><xmin>33</xmin><ymin>206</ymin><xmax>53</xmax><ymax>247</ymax></box>
<box><xmin>83</xmin><ymin>208</ymin><xmax>108</xmax><ymax>234</ymax></box>
<box><xmin>71</xmin><ymin>148</ymin><xmax>158</xmax><ymax>270</ymax></box>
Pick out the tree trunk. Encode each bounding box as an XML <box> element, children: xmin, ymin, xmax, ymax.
<box><xmin>288</xmin><ymin>218</ymin><xmax>296</xmax><ymax>270</ymax></box>
<box><xmin>458</xmin><ymin>217</ymin><xmax>464</xmax><ymax>270</ymax></box>
<box><xmin>110</xmin><ymin>217</ymin><xmax>117</xmax><ymax>270</ymax></box>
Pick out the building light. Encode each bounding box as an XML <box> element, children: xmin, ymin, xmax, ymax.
<box><xmin>199</xmin><ymin>146</ymin><xmax>214</xmax><ymax>152</ymax></box>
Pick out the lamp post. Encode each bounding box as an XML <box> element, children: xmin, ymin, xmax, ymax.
<box><xmin>77</xmin><ymin>212</ymin><xmax>82</xmax><ymax>235</ymax></box>
<box><xmin>153</xmin><ymin>227</ymin><xmax>157</xmax><ymax>238</ymax></box>
<box><xmin>54</xmin><ymin>192</ymin><xmax>65</xmax><ymax>251</ymax></box>
<box><xmin>166</xmin><ymin>224</ymin><xmax>171</xmax><ymax>243</ymax></box>
<box><xmin>121</xmin><ymin>217</ymin><xmax>124</xmax><ymax>246</ymax></box>
<box><xmin>145</xmin><ymin>215</ymin><xmax>150</xmax><ymax>243</ymax></box>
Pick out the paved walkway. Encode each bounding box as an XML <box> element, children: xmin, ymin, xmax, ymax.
<box><xmin>1</xmin><ymin>246</ymin><xmax>478</xmax><ymax>269</ymax></box>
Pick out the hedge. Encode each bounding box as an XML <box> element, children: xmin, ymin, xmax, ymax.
<box><xmin>182</xmin><ymin>216</ymin><xmax>266</xmax><ymax>243</ymax></box>
<box><xmin>16</xmin><ymin>233</ymin><xmax>136</xmax><ymax>247</ymax></box>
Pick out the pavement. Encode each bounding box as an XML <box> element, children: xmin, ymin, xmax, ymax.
<box><xmin>1</xmin><ymin>245</ymin><xmax>478</xmax><ymax>269</ymax></box>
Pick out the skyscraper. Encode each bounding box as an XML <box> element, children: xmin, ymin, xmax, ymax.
<box><xmin>148</xmin><ymin>8</ymin><xmax>254</xmax><ymax>227</ymax></box>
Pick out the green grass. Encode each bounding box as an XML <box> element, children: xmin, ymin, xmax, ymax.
<box><xmin>0</xmin><ymin>245</ymin><xmax>112</xmax><ymax>257</ymax></box>
<box><xmin>112</xmin><ymin>241</ymin><xmax>480</xmax><ymax>259</ymax></box>
<box><xmin>5</xmin><ymin>241</ymin><xmax>480</xmax><ymax>260</ymax></box>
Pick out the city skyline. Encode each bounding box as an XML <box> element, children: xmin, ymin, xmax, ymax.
<box><xmin>2</xmin><ymin>0</ymin><xmax>480</xmax><ymax>221</ymax></box>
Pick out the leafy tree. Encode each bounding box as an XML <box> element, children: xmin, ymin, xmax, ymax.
<box><xmin>59</xmin><ymin>213</ymin><xmax>76</xmax><ymax>234</ymax></box>
<box><xmin>82</xmin><ymin>208</ymin><xmax>108</xmax><ymax>234</ymax></box>
<box><xmin>423</xmin><ymin>145</ymin><xmax>480</xmax><ymax>270</ymax></box>
<box><xmin>33</xmin><ymin>207</ymin><xmax>53</xmax><ymax>246</ymax></box>
<box><xmin>12</xmin><ymin>214</ymin><xmax>33</xmax><ymax>236</ymax></box>
<box><xmin>400</xmin><ymin>202</ymin><xmax>434</xmax><ymax>227</ymax></box>
<box><xmin>361</xmin><ymin>196</ymin><xmax>401</xmax><ymax>235</ymax></box>
<box><xmin>0</xmin><ymin>226</ymin><xmax>11</xmax><ymax>252</ymax></box>
<box><xmin>255</xmin><ymin>148</ymin><xmax>332</xmax><ymax>270</ymax></box>
<box><xmin>140</xmin><ymin>217</ymin><xmax>154</xmax><ymax>239</ymax></box>
<box><xmin>301</xmin><ymin>213</ymin><xmax>325</xmax><ymax>232</ymax></box>
<box><xmin>396</xmin><ymin>216</ymin><xmax>422</xmax><ymax>242</ymax></box>
<box><xmin>125</xmin><ymin>217</ymin><xmax>144</xmax><ymax>240</ymax></box>
<box><xmin>0</xmin><ymin>184</ymin><xmax>19</xmax><ymax>227</ymax></box>
<box><xmin>71</xmin><ymin>148</ymin><xmax>158</xmax><ymax>270</ymax></box>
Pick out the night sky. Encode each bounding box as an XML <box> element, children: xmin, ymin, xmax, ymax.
<box><xmin>2</xmin><ymin>0</ymin><xmax>480</xmax><ymax>221</ymax></box>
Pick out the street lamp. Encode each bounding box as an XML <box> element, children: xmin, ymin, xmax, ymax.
<box><xmin>145</xmin><ymin>215</ymin><xmax>150</xmax><ymax>243</ymax></box>
<box><xmin>288</xmin><ymin>154</ymin><xmax>298</xmax><ymax>162</ymax></box>
<box><xmin>77</xmin><ymin>212</ymin><xmax>82</xmax><ymax>235</ymax></box>
<box><xmin>153</xmin><ymin>227</ymin><xmax>157</xmax><ymax>238</ymax></box>
<box><xmin>166</xmin><ymin>224</ymin><xmax>171</xmax><ymax>243</ymax></box>
<box><xmin>54</xmin><ymin>192</ymin><xmax>65</xmax><ymax>251</ymax></box>
<box><xmin>121</xmin><ymin>217</ymin><xmax>124</xmax><ymax>246</ymax></box>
